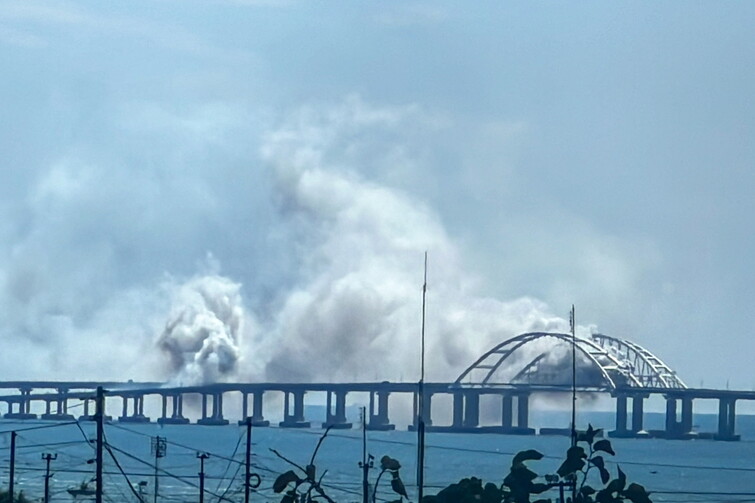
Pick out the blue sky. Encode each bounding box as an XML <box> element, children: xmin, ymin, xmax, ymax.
<box><xmin>0</xmin><ymin>1</ymin><xmax>753</xmax><ymax>388</ymax></box>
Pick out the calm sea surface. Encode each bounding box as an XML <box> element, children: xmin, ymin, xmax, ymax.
<box><xmin>2</xmin><ymin>411</ymin><xmax>755</xmax><ymax>503</ymax></box>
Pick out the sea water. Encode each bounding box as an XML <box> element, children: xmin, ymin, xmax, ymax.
<box><xmin>2</xmin><ymin>411</ymin><xmax>755</xmax><ymax>503</ymax></box>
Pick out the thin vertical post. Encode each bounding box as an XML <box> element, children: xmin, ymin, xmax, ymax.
<box><xmin>417</xmin><ymin>252</ymin><xmax>428</xmax><ymax>503</ymax></box>
<box><xmin>361</xmin><ymin>407</ymin><xmax>369</xmax><ymax>503</ymax></box>
<box><xmin>95</xmin><ymin>387</ymin><xmax>104</xmax><ymax>503</ymax></box>
<box><xmin>569</xmin><ymin>305</ymin><xmax>577</xmax><ymax>503</ymax></box>
<box><xmin>9</xmin><ymin>431</ymin><xmax>16</xmax><ymax>502</ymax></box>
<box><xmin>245</xmin><ymin>417</ymin><xmax>252</xmax><ymax>503</ymax></box>
<box><xmin>570</xmin><ymin>305</ymin><xmax>576</xmax><ymax>447</ymax></box>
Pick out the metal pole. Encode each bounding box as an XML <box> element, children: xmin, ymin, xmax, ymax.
<box><xmin>9</xmin><ymin>431</ymin><xmax>16</xmax><ymax>502</ymax></box>
<box><xmin>570</xmin><ymin>306</ymin><xmax>577</xmax><ymax>502</ymax></box>
<box><xmin>42</xmin><ymin>453</ymin><xmax>57</xmax><ymax>503</ymax></box>
<box><xmin>197</xmin><ymin>453</ymin><xmax>210</xmax><ymax>503</ymax></box>
<box><xmin>570</xmin><ymin>304</ymin><xmax>577</xmax><ymax>447</ymax></box>
<box><xmin>417</xmin><ymin>252</ymin><xmax>428</xmax><ymax>503</ymax></box>
<box><xmin>95</xmin><ymin>386</ymin><xmax>104</xmax><ymax>503</ymax></box>
<box><xmin>361</xmin><ymin>407</ymin><xmax>369</xmax><ymax>503</ymax></box>
<box><xmin>245</xmin><ymin>417</ymin><xmax>252</xmax><ymax>503</ymax></box>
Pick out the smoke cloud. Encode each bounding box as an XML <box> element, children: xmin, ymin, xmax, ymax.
<box><xmin>157</xmin><ymin>274</ymin><xmax>245</xmax><ymax>386</ymax></box>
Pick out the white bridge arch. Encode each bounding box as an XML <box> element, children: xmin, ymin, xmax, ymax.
<box><xmin>455</xmin><ymin>332</ymin><xmax>686</xmax><ymax>390</ymax></box>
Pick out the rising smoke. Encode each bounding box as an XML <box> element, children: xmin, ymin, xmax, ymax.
<box><xmin>157</xmin><ymin>274</ymin><xmax>245</xmax><ymax>386</ymax></box>
<box><xmin>158</xmin><ymin>97</ymin><xmax>575</xmax><ymax>385</ymax></box>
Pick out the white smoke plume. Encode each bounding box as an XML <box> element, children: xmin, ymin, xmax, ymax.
<box><xmin>157</xmin><ymin>274</ymin><xmax>245</xmax><ymax>385</ymax></box>
<box><xmin>240</xmin><ymin>97</ymin><xmax>572</xmax><ymax>383</ymax></box>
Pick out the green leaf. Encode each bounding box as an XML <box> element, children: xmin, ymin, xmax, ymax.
<box><xmin>380</xmin><ymin>456</ymin><xmax>402</xmax><ymax>471</ymax></box>
<box><xmin>557</xmin><ymin>446</ymin><xmax>587</xmax><ymax>478</ymax></box>
<box><xmin>616</xmin><ymin>466</ymin><xmax>627</xmax><ymax>492</ymax></box>
<box><xmin>513</xmin><ymin>449</ymin><xmax>544</xmax><ymax>465</ymax></box>
<box><xmin>605</xmin><ymin>468</ymin><xmax>626</xmax><ymax>495</ymax></box>
<box><xmin>622</xmin><ymin>483</ymin><xmax>652</xmax><ymax>503</ymax></box>
<box><xmin>273</xmin><ymin>471</ymin><xmax>301</xmax><ymax>493</ymax></box>
<box><xmin>595</xmin><ymin>488</ymin><xmax>614</xmax><ymax>503</ymax></box>
<box><xmin>391</xmin><ymin>477</ymin><xmax>408</xmax><ymax>497</ymax></box>
<box><xmin>593</xmin><ymin>440</ymin><xmax>615</xmax><ymax>456</ymax></box>
<box><xmin>590</xmin><ymin>456</ymin><xmax>610</xmax><ymax>485</ymax></box>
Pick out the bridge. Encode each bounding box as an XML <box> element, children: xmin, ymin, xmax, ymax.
<box><xmin>0</xmin><ymin>333</ymin><xmax>745</xmax><ymax>440</ymax></box>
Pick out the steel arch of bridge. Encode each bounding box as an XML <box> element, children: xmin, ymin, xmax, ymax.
<box><xmin>454</xmin><ymin>332</ymin><xmax>686</xmax><ymax>390</ymax></box>
<box><xmin>590</xmin><ymin>333</ymin><xmax>686</xmax><ymax>389</ymax></box>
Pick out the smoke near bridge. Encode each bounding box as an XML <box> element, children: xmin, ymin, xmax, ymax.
<box><xmin>156</xmin><ymin>100</ymin><xmax>575</xmax><ymax>385</ymax></box>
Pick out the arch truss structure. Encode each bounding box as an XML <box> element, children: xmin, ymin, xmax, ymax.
<box><xmin>455</xmin><ymin>332</ymin><xmax>686</xmax><ymax>391</ymax></box>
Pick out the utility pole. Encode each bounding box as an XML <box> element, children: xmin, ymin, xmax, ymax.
<box><xmin>197</xmin><ymin>452</ymin><xmax>210</xmax><ymax>503</ymax></box>
<box><xmin>95</xmin><ymin>386</ymin><xmax>104</xmax><ymax>503</ymax></box>
<box><xmin>42</xmin><ymin>453</ymin><xmax>57</xmax><ymax>503</ymax></box>
<box><xmin>244</xmin><ymin>417</ymin><xmax>252</xmax><ymax>503</ymax></box>
<box><xmin>358</xmin><ymin>407</ymin><xmax>373</xmax><ymax>503</ymax></box>
<box><xmin>9</xmin><ymin>431</ymin><xmax>16</xmax><ymax>503</ymax></box>
<box><xmin>151</xmin><ymin>436</ymin><xmax>167</xmax><ymax>503</ymax></box>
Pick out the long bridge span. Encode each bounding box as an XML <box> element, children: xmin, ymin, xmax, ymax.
<box><xmin>0</xmin><ymin>333</ymin><xmax>746</xmax><ymax>440</ymax></box>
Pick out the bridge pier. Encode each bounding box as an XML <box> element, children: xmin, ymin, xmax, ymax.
<box><xmin>119</xmin><ymin>395</ymin><xmax>150</xmax><ymax>423</ymax></box>
<box><xmin>158</xmin><ymin>394</ymin><xmax>189</xmax><ymax>425</ymax></box>
<box><xmin>608</xmin><ymin>394</ymin><xmax>649</xmax><ymax>438</ymax></box>
<box><xmin>279</xmin><ymin>391</ymin><xmax>310</xmax><ymax>428</ymax></box>
<box><xmin>323</xmin><ymin>391</ymin><xmax>352</xmax><ymax>429</ymax></box>
<box><xmin>367</xmin><ymin>391</ymin><xmax>395</xmax><ymax>430</ymax></box>
<box><xmin>41</xmin><ymin>388</ymin><xmax>75</xmax><ymax>421</ymax></box>
<box><xmin>239</xmin><ymin>392</ymin><xmax>270</xmax><ymax>426</ymax></box>
<box><xmin>410</xmin><ymin>390</ymin><xmax>434</xmax><ymax>430</ymax></box>
<box><xmin>654</xmin><ymin>396</ymin><xmax>697</xmax><ymax>439</ymax></box>
<box><xmin>5</xmin><ymin>389</ymin><xmax>37</xmax><ymax>419</ymax></box>
<box><xmin>716</xmin><ymin>398</ymin><xmax>739</xmax><ymax>441</ymax></box>
<box><xmin>501</xmin><ymin>393</ymin><xmax>535</xmax><ymax>434</ymax></box>
<box><xmin>79</xmin><ymin>397</ymin><xmax>113</xmax><ymax>422</ymax></box>
<box><xmin>198</xmin><ymin>392</ymin><xmax>229</xmax><ymax>425</ymax></box>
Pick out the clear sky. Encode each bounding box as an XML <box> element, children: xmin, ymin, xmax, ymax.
<box><xmin>0</xmin><ymin>1</ymin><xmax>753</xmax><ymax>389</ymax></box>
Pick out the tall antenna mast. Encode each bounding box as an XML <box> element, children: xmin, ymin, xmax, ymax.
<box><xmin>417</xmin><ymin>252</ymin><xmax>428</xmax><ymax>503</ymax></box>
<box><xmin>570</xmin><ymin>305</ymin><xmax>577</xmax><ymax>448</ymax></box>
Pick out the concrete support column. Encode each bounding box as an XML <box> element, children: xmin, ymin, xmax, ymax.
<box><xmin>161</xmin><ymin>395</ymin><xmax>168</xmax><ymax>419</ymax></box>
<box><xmin>323</xmin><ymin>391</ymin><xmax>352</xmax><ymax>429</ymax></box>
<box><xmin>716</xmin><ymin>399</ymin><xmax>739</xmax><ymax>440</ymax></box>
<box><xmin>119</xmin><ymin>395</ymin><xmax>150</xmax><ymax>423</ymax></box>
<box><xmin>367</xmin><ymin>391</ymin><xmax>394</xmax><ymax>430</ymax></box>
<box><xmin>463</xmin><ymin>392</ymin><xmax>480</xmax><ymax>428</ymax></box>
<box><xmin>615</xmin><ymin>395</ymin><xmax>628</xmax><ymax>433</ymax></box>
<box><xmin>517</xmin><ymin>394</ymin><xmax>529</xmax><ymax>429</ymax></box>
<box><xmin>452</xmin><ymin>393</ymin><xmax>464</xmax><ymax>427</ymax></box>
<box><xmin>501</xmin><ymin>394</ymin><xmax>513</xmax><ymax>429</ymax></box>
<box><xmin>631</xmin><ymin>395</ymin><xmax>645</xmax><ymax>432</ymax></box>
<box><xmin>279</xmin><ymin>390</ymin><xmax>310</xmax><ymax>428</ymax></box>
<box><xmin>252</xmin><ymin>393</ymin><xmax>266</xmax><ymax>422</ymax></box>
<box><xmin>423</xmin><ymin>393</ymin><xmax>433</xmax><ymax>426</ymax></box>
<box><xmin>681</xmin><ymin>398</ymin><xmax>694</xmax><ymax>434</ymax></box>
<box><xmin>665</xmin><ymin>397</ymin><xmax>678</xmax><ymax>436</ymax></box>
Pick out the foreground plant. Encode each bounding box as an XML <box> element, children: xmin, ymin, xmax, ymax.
<box><xmin>425</xmin><ymin>424</ymin><xmax>651</xmax><ymax>503</ymax></box>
